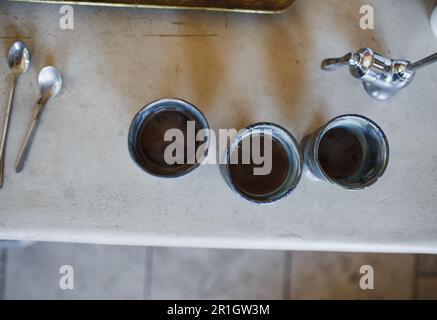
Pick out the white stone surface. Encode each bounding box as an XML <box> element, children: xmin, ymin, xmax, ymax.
<box><xmin>0</xmin><ymin>0</ymin><xmax>436</xmax><ymax>253</ymax></box>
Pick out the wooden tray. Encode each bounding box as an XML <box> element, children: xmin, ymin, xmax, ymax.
<box><xmin>7</xmin><ymin>0</ymin><xmax>295</xmax><ymax>13</ymax></box>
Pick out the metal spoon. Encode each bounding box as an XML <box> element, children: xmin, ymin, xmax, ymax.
<box><xmin>15</xmin><ymin>66</ymin><xmax>63</xmax><ymax>173</ymax></box>
<box><xmin>0</xmin><ymin>41</ymin><xmax>30</xmax><ymax>187</ymax></box>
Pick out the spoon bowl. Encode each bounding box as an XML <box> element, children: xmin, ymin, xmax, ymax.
<box><xmin>38</xmin><ymin>66</ymin><xmax>63</xmax><ymax>98</ymax></box>
<box><xmin>7</xmin><ymin>41</ymin><xmax>30</xmax><ymax>75</ymax></box>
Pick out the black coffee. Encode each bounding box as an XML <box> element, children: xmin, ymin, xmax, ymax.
<box><xmin>229</xmin><ymin>135</ymin><xmax>290</xmax><ymax>197</ymax></box>
<box><xmin>135</xmin><ymin>109</ymin><xmax>201</xmax><ymax>176</ymax></box>
<box><xmin>318</xmin><ymin>128</ymin><xmax>363</xmax><ymax>180</ymax></box>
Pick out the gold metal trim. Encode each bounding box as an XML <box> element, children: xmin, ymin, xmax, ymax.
<box><xmin>6</xmin><ymin>0</ymin><xmax>295</xmax><ymax>14</ymax></box>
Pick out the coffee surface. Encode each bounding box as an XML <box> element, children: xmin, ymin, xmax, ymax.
<box><xmin>229</xmin><ymin>135</ymin><xmax>290</xmax><ymax>197</ymax></box>
<box><xmin>135</xmin><ymin>109</ymin><xmax>200</xmax><ymax>176</ymax></box>
<box><xmin>318</xmin><ymin>128</ymin><xmax>363</xmax><ymax>180</ymax></box>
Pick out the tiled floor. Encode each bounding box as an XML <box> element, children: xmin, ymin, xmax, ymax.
<box><xmin>0</xmin><ymin>242</ymin><xmax>436</xmax><ymax>300</ymax></box>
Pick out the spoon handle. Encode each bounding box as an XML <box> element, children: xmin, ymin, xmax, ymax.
<box><xmin>15</xmin><ymin>97</ymin><xmax>48</xmax><ymax>173</ymax></box>
<box><xmin>0</xmin><ymin>75</ymin><xmax>18</xmax><ymax>188</ymax></box>
<box><xmin>407</xmin><ymin>52</ymin><xmax>437</xmax><ymax>72</ymax></box>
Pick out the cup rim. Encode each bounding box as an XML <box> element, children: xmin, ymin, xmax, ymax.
<box><xmin>222</xmin><ymin>122</ymin><xmax>303</xmax><ymax>204</ymax></box>
<box><xmin>128</xmin><ymin>98</ymin><xmax>210</xmax><ymax>178</ymax></box>
<box><xmin>312</xmin><ymin>114</ymin><xmax>390</xmax><ymax>190</ymax></box>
